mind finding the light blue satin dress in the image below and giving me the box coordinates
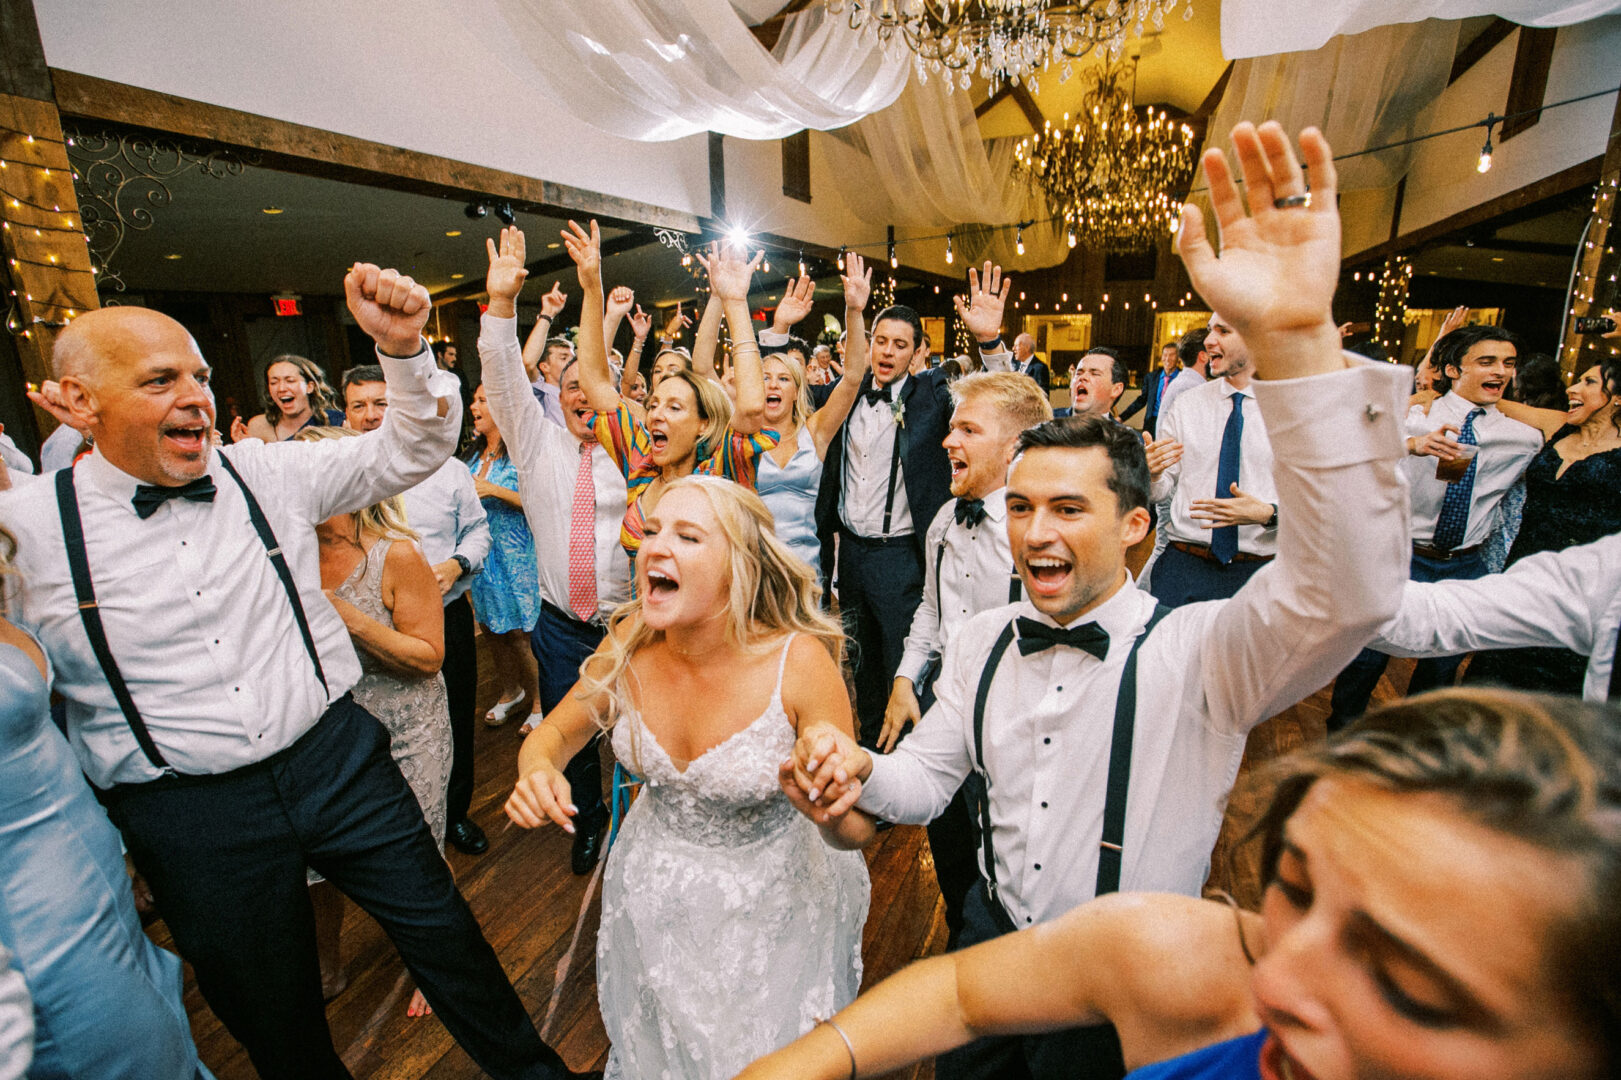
[0,636,211,1080]
[756,425,824,577]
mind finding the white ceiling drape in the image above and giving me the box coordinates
[464,0,909,141]
[1222,0,1621,59]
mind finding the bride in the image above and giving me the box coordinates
[505,471,872,1079]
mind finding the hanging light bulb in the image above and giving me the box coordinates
[888,240,898,269]
[836,246,846,271]
[945,233,954,265]
[798,249,806,277]
[1016,225,1025,256]
[1067,228,1076,249]
[1477,116,1497,174]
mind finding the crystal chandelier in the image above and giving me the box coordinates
[824,0,1193,93]
[1013,59,1197,251]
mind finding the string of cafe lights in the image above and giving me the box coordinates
[3,84,1618,341]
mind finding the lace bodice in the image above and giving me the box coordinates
[610,639,800,848]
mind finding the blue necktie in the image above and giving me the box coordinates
[1431,408,1485,551]
[1211,392,1245,564]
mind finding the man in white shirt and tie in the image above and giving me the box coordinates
[786,122,1411,1080]
[478,228,632,875]
[341,365,494,855]
[1157,325,1209,421]
[0,267,585,1080]
[1145,314,1280,606]
[882,371,1052,945]
[1327,324,1541,728]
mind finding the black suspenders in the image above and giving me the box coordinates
[54,458,330,775]
[965,604,1173,912]
[927,519,1023,682]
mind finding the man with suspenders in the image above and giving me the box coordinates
[2,266,586,1080]
[785,123,1412,1080]
[882,371,1052,946]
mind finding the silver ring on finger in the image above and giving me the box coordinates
[1273,193,1312,210]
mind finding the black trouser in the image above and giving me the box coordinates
[935,883,1126,1080]
[444,592,478,829]
[915,670,977,948]
[100,696,570,1080]
[837,531,924,747]
[1146,544,1267,608]
[530,600,606,824]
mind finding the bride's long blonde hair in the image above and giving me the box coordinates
[577,475,842,749]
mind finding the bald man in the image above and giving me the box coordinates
[3,279,586,1080]
[1009,332,1050,396]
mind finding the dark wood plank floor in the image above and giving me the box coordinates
[155,563,1419,1078]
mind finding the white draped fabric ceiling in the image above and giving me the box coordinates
[1222,0,1621,59]
[464,0,908,141]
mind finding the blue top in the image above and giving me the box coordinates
[1126,1030,1267,1080]
[757,425,824,576]
[0,636,211,1079]
[464,450,542,634]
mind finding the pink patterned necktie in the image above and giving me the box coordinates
[568,440,598,622]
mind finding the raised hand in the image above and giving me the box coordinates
[26,380,83,433]
[662,302,691,341]
[697,241,763,304]
[505,762,580,833]
[1175,122,1342,379]
[1190,483,1275,528]
[1438,304,1470,340]
[1142,433,1182,480]
[229,414,250,444]
[771,273,816,333]
[953,261,1010,343]
[484,226,529,317]
[629,303,653,340]
[561,219,602,286]
[606,285,635,322]
[538,282,567,320]
[344,262,431,358]
[841,252,873,312]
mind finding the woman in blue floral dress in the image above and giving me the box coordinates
[466,384,544,729]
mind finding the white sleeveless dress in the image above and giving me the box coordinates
[598,635,870,1080]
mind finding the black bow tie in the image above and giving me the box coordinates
[1015,616,1110,660]
[955,498,987,527]
[863,385,893,406]
[132,475,217,519]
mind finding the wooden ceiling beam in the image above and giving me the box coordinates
[750,0,820,51]
[431,231,656,303]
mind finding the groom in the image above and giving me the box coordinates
[784,122,1412,1080]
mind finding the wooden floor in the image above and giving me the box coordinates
[157,579,1420,1079]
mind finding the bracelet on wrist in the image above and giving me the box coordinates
[820,1018,857,1080]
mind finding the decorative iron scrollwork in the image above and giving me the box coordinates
[64,127,261,295]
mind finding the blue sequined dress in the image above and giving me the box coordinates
[464,450,542,634]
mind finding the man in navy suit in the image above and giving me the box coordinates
[1009,333,1051,397]
[1119,341,1179,434]
[817,262,1011,746]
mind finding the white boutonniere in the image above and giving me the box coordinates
[891,398,906,429]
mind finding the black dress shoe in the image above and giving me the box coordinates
[449,819,489,855]
[570,816,606,875]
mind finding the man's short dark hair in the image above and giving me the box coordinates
[341,364,386,397]
[1013,415,1150,513]
[1178,326,1207,368]
[544,337,574,359]
[872,304,924,349]
[431,341,454,360]
[1083,347,1127,387]
[1432,324,1523,394]
[784,335,812,363]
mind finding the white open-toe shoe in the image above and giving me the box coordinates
[484,691,528,726]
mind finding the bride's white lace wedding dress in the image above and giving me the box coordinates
[598,635,871,1080]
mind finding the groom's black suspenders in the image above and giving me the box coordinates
[54,459,329,775]
[964,605,1172,916]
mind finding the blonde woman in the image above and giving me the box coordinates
[755,254,872,577]
[298,427,451,1017]
[505,475,872,1080]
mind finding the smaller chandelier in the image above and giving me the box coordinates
[1014,60,1196,251]
[825,0,1192,93]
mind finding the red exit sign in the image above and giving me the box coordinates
[272,295,302,317]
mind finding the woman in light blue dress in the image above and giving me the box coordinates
[465,384,543,728]
[0,522,212,1080]
[755,257,871,578]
